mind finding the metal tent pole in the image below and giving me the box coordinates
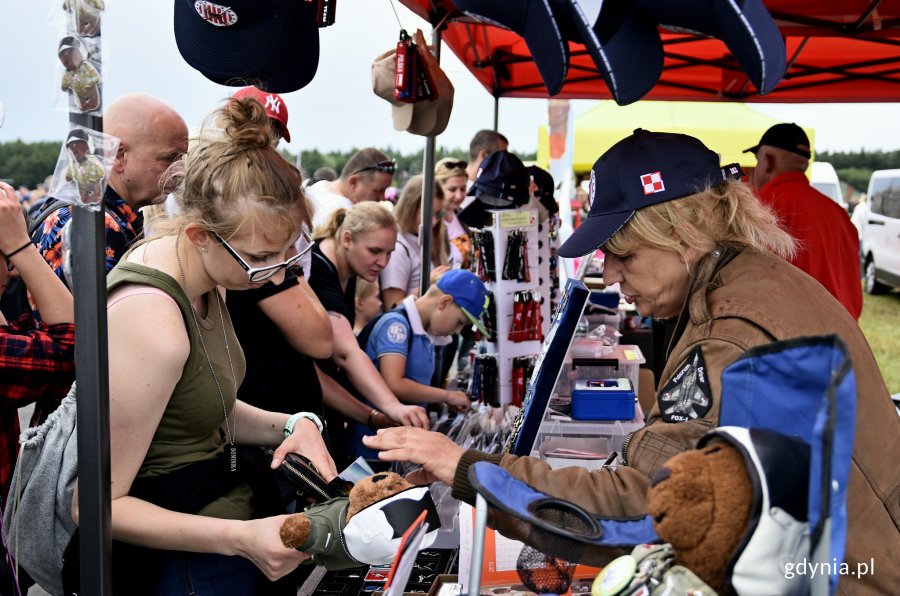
[493,96,499,131]
[68,111,112,596]
[419,27,443,296]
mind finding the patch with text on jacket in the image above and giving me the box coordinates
[658,348,712,423]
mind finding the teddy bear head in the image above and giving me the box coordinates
[648,427,812,594]
[347,471,414,519]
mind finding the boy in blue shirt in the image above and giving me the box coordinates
[351,269,489,458]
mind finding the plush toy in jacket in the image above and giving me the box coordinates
[646,427,811,595]
[647,439,753,593]
[280,471,441,569]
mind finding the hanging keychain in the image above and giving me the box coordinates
[485,290,497,342]
[394,30,417,102]
[502,230,519,280]
[532,290,543,341]
[520,231,531,283]
[512,357,527,407]
[521,290,535,341]
[509,291,523,342]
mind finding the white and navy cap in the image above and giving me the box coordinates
[635,0,786,94]
[561,0,664,106]
[66,128,90,147]
[454,0,569,96]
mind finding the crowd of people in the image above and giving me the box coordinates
[1,87,897,595]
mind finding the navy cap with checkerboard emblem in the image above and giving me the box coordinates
[559,129,729,258]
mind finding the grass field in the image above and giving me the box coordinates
[859,289,900,395]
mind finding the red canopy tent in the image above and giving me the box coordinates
[400,0,900,102]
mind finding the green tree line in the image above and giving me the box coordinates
[0,139,536,189]
[0,141,61,189]
[818,149,900,194]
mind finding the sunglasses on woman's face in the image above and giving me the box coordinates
[212,226,313,283]
[349,159,397,176]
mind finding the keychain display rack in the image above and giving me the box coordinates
[471,208,551,407]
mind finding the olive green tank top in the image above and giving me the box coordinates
[107,262,252,519]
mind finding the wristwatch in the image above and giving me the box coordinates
[284,411,324,437]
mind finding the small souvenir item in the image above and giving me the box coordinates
[58,36,101,113]
[64,128,105,204]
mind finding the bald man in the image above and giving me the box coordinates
[34,93,188,282]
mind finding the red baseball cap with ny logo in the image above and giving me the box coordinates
[233,86,291,142]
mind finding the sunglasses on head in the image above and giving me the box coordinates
[439,159,467,171]
[349,159,396,176]
[211,225,313,283]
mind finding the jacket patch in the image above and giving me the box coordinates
[658,348,712,422]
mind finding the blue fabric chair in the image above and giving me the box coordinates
[466,334,854,595]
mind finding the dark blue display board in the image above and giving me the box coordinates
[506,279,591,456]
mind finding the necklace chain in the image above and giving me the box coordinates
[176,241,237,448]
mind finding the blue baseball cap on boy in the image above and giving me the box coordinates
[436,269,490,335]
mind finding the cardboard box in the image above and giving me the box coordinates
[427,574,461,596]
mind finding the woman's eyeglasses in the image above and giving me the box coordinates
[212,226,314,283]
[349,159,397,176]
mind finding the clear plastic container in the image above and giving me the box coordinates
[556,344,645,397]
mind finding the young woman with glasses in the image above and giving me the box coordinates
[79,97,337,595]
[307,202,430,466]
[226,212,399,501]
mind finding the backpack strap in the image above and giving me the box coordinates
[28,196,117,239]
[357,306,413,354]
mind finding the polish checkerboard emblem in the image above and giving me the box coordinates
[640,171,665,195]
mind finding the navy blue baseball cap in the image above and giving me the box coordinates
[635,0,786,95]
[744,122,811,159]
[436,269,490,335]
[527,165,559,214]
[174,0,319,93]
[561,0,664,106]
[459,150,531,228]
[453,0,569,96]
[558,129,735,258]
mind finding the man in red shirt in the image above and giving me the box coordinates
[745,123,862,319]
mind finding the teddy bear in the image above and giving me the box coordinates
[645,426,812,595]
[279,471,440,570]
[646,439,753,594]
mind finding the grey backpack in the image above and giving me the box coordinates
[3,383,78,596]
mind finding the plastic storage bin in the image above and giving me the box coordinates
[571,378,636,421]
[556,344,645,397]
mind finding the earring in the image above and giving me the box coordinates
[712,249,721,258]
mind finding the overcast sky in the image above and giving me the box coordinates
[1,0,897,157]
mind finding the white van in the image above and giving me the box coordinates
[810,161,848,210]
[861,169,900,294]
